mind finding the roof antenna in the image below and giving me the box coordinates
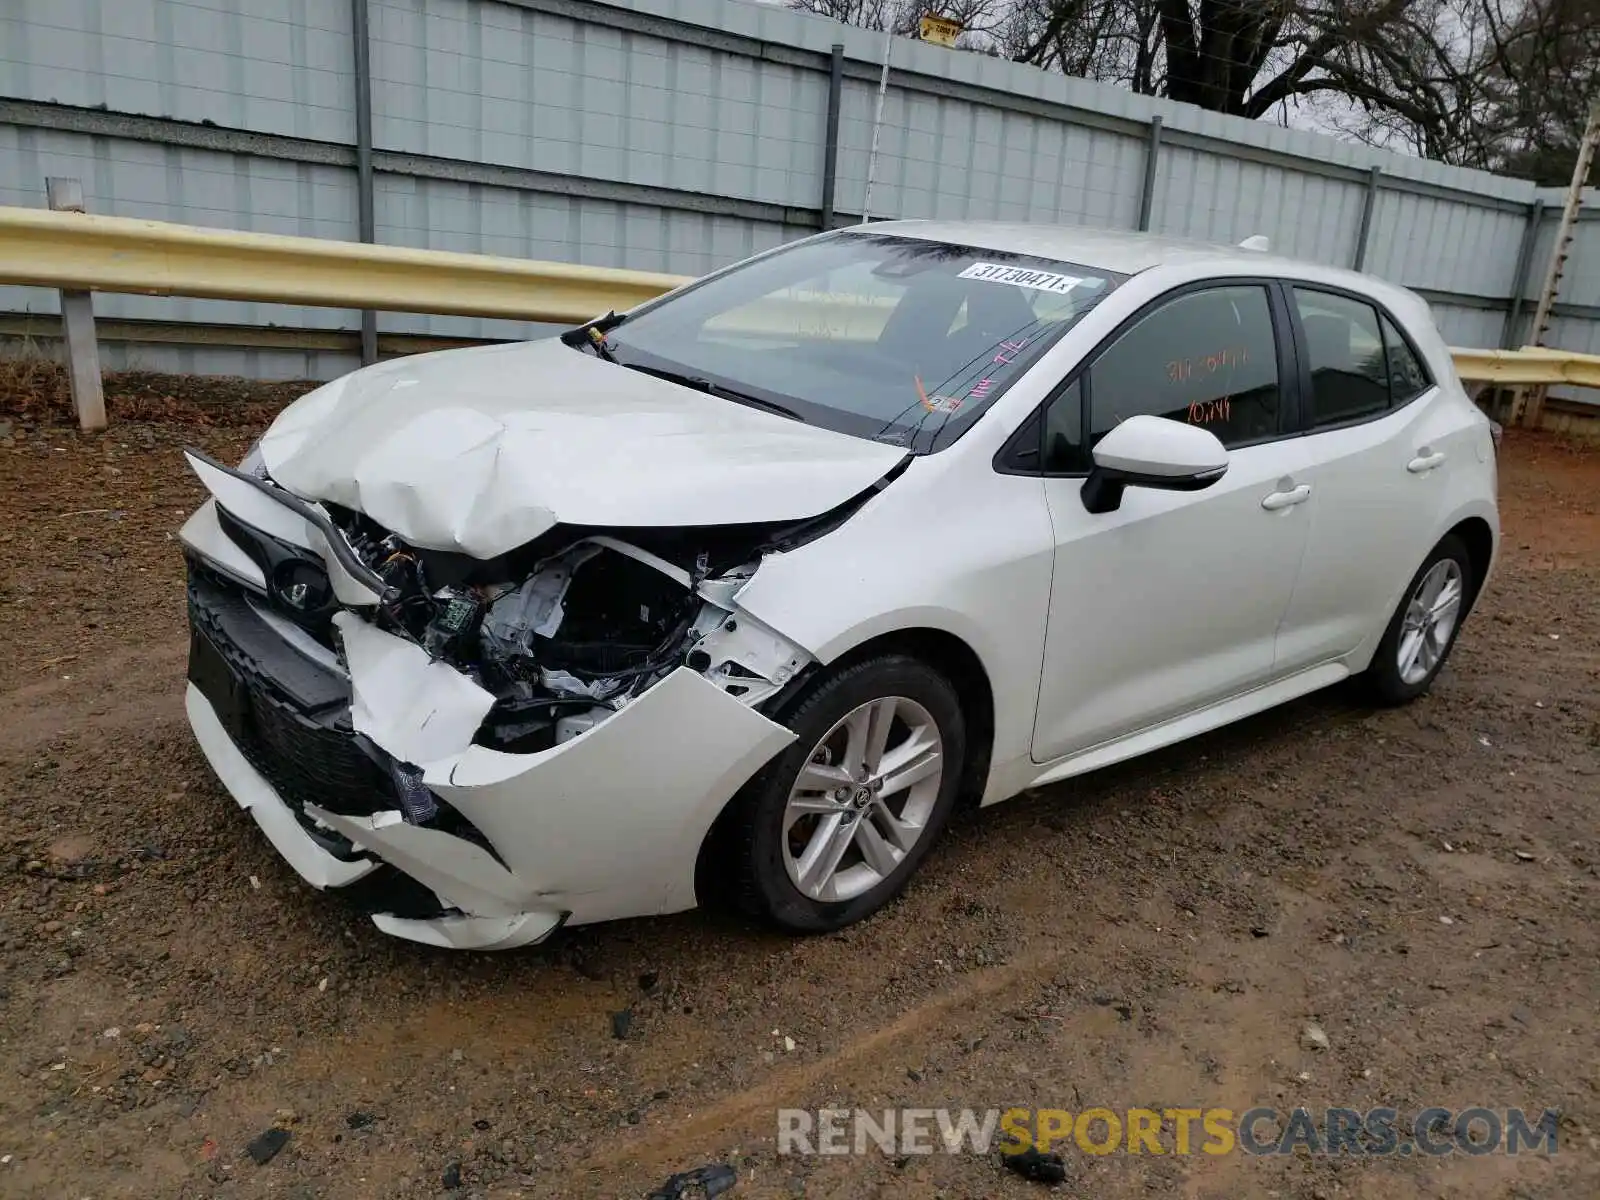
[1239,235,1270,252]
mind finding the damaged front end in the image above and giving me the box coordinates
[336,512,810,753]
[177,448,869,949]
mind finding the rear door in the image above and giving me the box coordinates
[1272,285,1464,671]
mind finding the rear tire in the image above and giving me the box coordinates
[1364,534,1473,706]
[722,655,966,933]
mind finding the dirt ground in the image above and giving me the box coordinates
[0,372,1596,1199]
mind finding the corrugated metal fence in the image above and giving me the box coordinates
[0,0,1595,396]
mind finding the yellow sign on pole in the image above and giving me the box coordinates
[918,14,963,47]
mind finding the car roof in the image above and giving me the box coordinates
[858,219,1412,304]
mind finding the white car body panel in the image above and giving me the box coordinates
[1028,661,1350,787]
[1275,389,1460,670]
[176,220,1500,949]
[334,611,496,767]
[1275,316,1501,674]
[369,911,562,952]
[178,498,265,590]
[257,337,907,559]
[433,668,796,922]
[1032,436,1315,762]
[730,451,1057,807]
[307,806,543,917]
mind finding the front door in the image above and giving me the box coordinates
[1031,283,1312,763]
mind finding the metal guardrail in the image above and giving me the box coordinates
[0,206,688,323]
[1,203,1595,431]
[1449,345,1600,387]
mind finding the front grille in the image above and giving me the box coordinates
[187,565,398,823]
[186,554,455,921]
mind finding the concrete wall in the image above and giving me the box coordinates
[1,0,1593,392]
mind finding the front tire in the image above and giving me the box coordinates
[724,655,966,933]
[1365,534,1473,705]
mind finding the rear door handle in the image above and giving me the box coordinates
[1261,484,1311,511]
[1407,450,1446,474]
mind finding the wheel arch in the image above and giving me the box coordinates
[813,627,996,809]
[1346,505,1498,680]
[693,624,997,908]
[1444,515,1495,612]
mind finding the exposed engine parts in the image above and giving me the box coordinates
[325,512,811,755]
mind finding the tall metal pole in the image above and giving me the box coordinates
[861,2,901,224]
[351,0,378,365]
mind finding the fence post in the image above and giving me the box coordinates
[1352,165,1381,271]
[44,177,106,432]
[351,0,378,365]
[1137,116,1162,232]
[1501,200,1545,350]
[820,43,843,230]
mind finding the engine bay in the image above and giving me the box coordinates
[323,506,810,755]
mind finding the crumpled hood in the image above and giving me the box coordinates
[259,338,907,559]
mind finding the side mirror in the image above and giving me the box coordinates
[1081,415,1228,514]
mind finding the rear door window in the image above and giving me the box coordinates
[1381,314,1433,405]
[1292,288,1393,426]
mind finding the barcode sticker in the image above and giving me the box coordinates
[958,262,1085,296]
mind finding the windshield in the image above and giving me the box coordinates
[595,232,1124,452]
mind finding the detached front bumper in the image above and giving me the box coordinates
[185,681,561,950]
[181,498,796,951]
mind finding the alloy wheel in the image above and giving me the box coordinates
[781,696,944,903]
[1397,558,1464,685]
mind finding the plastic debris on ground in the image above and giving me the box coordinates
[646,1162,737,1199]
[244,1128,290,1166]
[1002,1145,1067,1184]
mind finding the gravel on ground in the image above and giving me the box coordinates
[1,370,1596,1199]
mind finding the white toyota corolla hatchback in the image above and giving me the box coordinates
[179,222,1500,950]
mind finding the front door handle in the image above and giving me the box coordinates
[1261,483,1311,511]
[1408,450,1446,474]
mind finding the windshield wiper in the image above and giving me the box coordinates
[617,362,805,422]
[559,310,628,362]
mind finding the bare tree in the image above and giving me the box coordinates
[791,0,1599,179]
[1474,0,1600,183]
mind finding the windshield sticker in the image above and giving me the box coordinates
[914,376,964,415]
[958,263,1086,296]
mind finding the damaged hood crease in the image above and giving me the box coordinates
[259,338,908,559]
